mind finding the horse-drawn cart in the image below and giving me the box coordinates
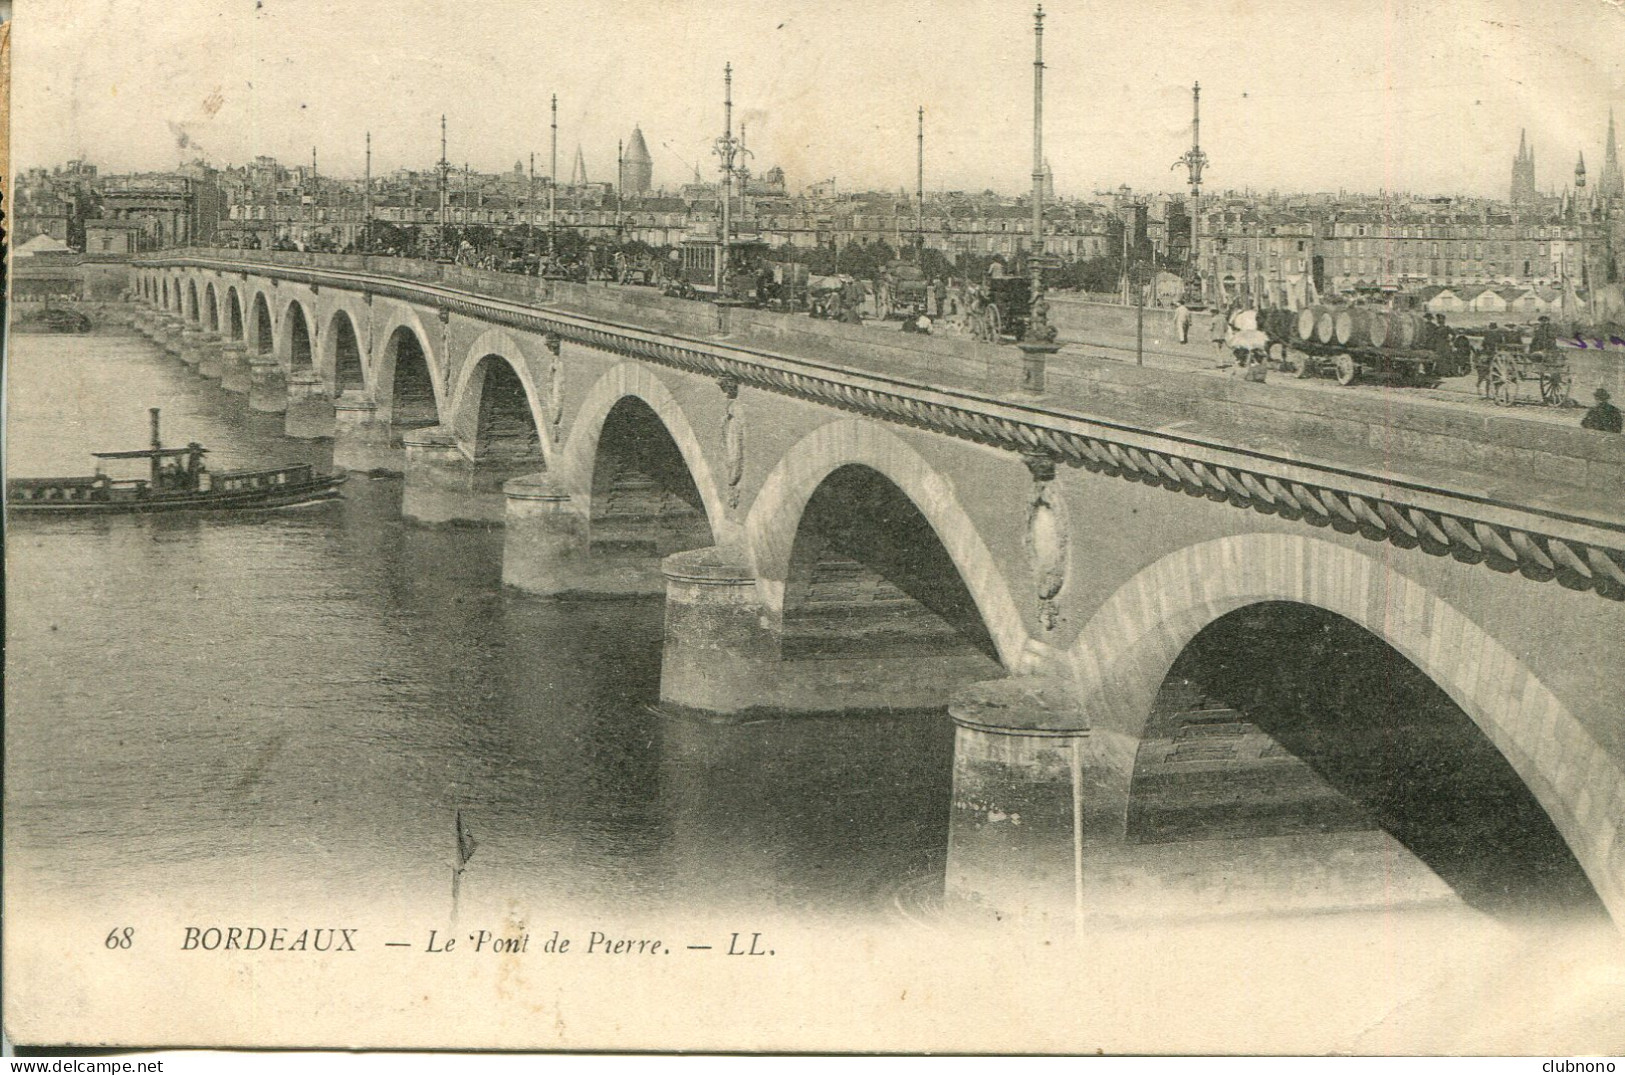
[1482,346,1572,408]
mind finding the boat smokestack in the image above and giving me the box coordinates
[150,408,162,452]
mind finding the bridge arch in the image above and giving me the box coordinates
[322,309,367,395]
[224,286,244,341]
[186,279,200,323]
[562,362,724,534]
[203,282,219,332]
[449,330,548,465]
[249,292,276,356]
[161,278,171,311]
[372,315,443,433]
[746,419,1028,672]
[1066,531,1625,926]
[279,299,315,373]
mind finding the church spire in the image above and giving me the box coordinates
[1601,108,1624,201]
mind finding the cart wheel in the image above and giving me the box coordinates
[1490,354,1519,407]
[1540,370,1572,407]
[1334,353,1357,386]
[1295,353,1314,379]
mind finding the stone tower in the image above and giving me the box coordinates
[1510,129,1538,206]
[620,126,654,196]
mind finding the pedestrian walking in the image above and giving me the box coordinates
[1174,301,1192,344]
[1210,308,1228,353]
[1581,388,1623,433]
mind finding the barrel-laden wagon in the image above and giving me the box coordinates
[1274,305,1473,387]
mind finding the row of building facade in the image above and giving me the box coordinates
[13,127,1625,304]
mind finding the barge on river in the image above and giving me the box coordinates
[7,408,346,514]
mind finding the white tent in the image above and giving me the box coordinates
[13,234,72,258]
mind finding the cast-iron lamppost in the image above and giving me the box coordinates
[712,63,749,301]
[1019,4,1060,390]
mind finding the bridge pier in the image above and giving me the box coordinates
[332,393,401,473]
[218,341,250,394]
[247,355,287,413]
[196,333,225,379]
[284,371,337,439]
[178,327,209,369]
[943,676,1103,926]
[401,427,528,526]
[158,316,185,356]
[658,546,997,718]
[502,475,589,593]
[502,477,708,598]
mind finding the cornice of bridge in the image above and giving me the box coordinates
[143,253,1625,602]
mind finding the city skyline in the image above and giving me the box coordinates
[12,0,1625,201]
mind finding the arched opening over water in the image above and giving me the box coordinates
[1126,601,1609,923]
[328,311,365,393]
[782,464,1000,673]
[384,327,439,435]
[203,284,219,332]
[226,288,244,341]
[251,294,275,356]
[466,355,543,464]
[161,279,171,310]
[284,302,314,372]
[186,280,200,323]
[588,396,714,558]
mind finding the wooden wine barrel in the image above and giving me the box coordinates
[1334,310,1357,346]
[1314,310,1337,344]
[1296,306,1321,342]
[1387,312,1424,350]
[1366,311,1390,349]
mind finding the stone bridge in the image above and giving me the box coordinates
[133,251,1625,928]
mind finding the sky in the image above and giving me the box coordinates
[11,0,1625,200]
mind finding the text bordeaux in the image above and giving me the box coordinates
[181,926,357,952]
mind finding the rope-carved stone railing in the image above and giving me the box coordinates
[142,256,1625,602]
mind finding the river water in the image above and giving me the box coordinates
[4,329,955,926]
[7,327,1625,1053]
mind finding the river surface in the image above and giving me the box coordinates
[7,327,1625,1053]
[4,330,955,926]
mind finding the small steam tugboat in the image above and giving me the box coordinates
[7,409,347,514]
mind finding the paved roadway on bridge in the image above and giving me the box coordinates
[1037,317,1597,430]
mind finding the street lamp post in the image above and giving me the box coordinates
[437,115,452,259]
[1173,82,1209,304]
[549,94,558,261]
[712,63,743,298]
[1018,4,1059,392]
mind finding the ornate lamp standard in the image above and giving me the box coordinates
[1172,82,1209,303]
[712,63,743,299]
[1019,5,1060,391]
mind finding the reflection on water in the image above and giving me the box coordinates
[4,331,1617,934]
[4,332,954,922]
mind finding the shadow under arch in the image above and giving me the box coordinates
[745,419,1028,672]
[454,352,547,466]
[186,279,199,322]
[281,299,315,372]
[560,363,727,537]
[780,463,1002,670]
[250,293,275,356]
[587,395,716,561]
[373,322,442,437]
[203,283,219,332]
[1067,531,1625,927]
[224,286,244,341]
[323,308,366,395]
